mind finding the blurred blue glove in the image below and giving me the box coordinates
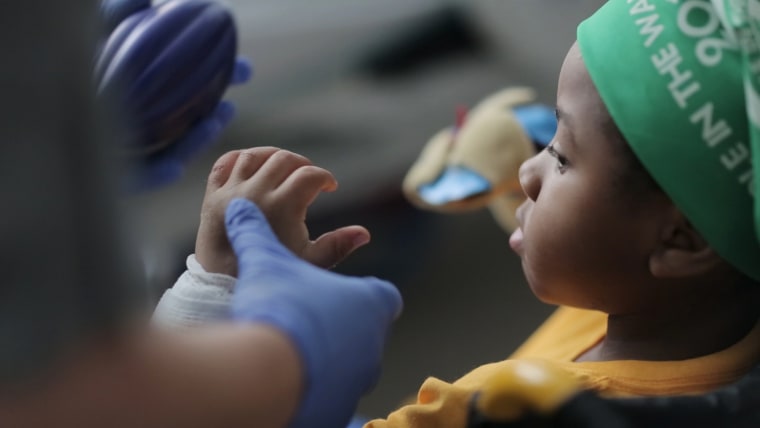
[99,0,254,193]
[347,415,372,428]
[225,199,403,428]
[124,57,253,193]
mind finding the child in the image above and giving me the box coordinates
[156,0,760,426]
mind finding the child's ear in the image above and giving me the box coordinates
[649,210,722,278]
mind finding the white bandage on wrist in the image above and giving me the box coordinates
[152,255,236,328]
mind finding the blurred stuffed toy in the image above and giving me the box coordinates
[402,87,556,232]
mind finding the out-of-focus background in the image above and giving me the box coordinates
[129,0,605,418]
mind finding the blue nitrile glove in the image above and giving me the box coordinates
[347,415,372,428]
[99,0,254,193]
[124,57,253,193]
[225,199,403,428]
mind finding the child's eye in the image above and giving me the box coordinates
[546,144,569,173]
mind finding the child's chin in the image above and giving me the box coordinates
[526,278,564,306]
[526,279,551,302]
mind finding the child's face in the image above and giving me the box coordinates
[510,42,669,313]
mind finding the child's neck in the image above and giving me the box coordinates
[576,280,760,362]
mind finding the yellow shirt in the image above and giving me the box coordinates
[365,306,760,428]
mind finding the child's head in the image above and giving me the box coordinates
[511,0,760,314]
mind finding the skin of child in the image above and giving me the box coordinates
[194,146,373,276]
[512,41,760,362]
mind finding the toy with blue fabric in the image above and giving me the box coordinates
[402,86,556,232]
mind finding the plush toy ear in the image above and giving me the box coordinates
[649,210,723,278]
[402,127,454,210]
[401,87,539,216]
[470,87,537,116]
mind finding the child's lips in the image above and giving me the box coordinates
[511,203,528,253]
[509,227,524,252]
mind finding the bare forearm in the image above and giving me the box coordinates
[0,324,303,428]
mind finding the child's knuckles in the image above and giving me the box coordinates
[244,146,280,154]
[268,149,312,167]
[207,150,242,187]
[287,165,336,189]
[294,164,330,179]
[231,150,270,180]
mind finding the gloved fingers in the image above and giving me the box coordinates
[211,100,237,128]
[229,146,280,183]
[347,416,372,428]
[225,198,301,274]
[125,101,239,193]
[363,365,383,395]
[181,101,236,159]
[171,117,223,161]
[126,158,184,193]
[304,225,371,269]
[230,56,253,85]
[361,276,404,321]
[157,100,236,165]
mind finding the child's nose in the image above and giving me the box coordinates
[518,154,543,202]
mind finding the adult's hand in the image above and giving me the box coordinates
[98,0,254,193]
[226,199,403,428]
[125,58,252,193]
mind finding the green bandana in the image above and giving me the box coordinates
[578,0,760,281]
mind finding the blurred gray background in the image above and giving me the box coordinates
[129,0,605,418]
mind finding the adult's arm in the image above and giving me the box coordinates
[0,325,303,428]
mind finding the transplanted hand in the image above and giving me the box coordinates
[194,147,371,276]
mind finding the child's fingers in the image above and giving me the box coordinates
[229,146,280,183]
[274,165,338,212]
[207,150,242,191]
[251,150,314,190]
[304,226,371,269]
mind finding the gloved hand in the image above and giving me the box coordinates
[225,198,403,428]
[99,0,254,193]
[124,57,253,193]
